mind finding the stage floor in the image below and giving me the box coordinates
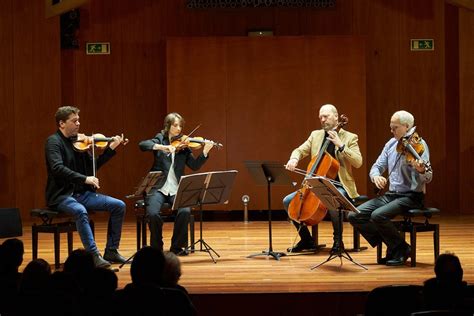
[18,214,474,294]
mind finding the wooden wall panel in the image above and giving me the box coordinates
[459,8,474,213]
[1,0,470,217]
[399,0,446,209]
[168,37,366,210]
[0,0,15,208]
[364,0,401,193]
[12,0,60,214]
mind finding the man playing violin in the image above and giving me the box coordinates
[139,112,214,256]
[348,110,433,266]
[45,106,128,268]
[284,104,363,253]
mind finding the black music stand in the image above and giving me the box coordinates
[119,171,163,268]
[306,176,367,270]
[174,170,238,263]
[244,161,292,261]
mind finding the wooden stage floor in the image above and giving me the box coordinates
[18,214,474,294]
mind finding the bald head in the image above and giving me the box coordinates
[319,104,339,131]
[320,104,338,116]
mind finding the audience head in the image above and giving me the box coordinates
[434,252,463,285]
[0,238,24,273]
[131,246,165,286]
[19,258,51,294]
[163,251,182,287]
[86,267,118,296]
[64,249,95,280]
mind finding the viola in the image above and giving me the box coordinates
[397,129,432,173]
[287,115,348,226]
[170,134,223,151]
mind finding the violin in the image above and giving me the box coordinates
[396,129,432,173]
[73,133,129,152]
[170,134,223,151]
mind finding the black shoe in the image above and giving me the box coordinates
[92,253,111,268]
[103,249,127,264]
[377,248,394,265]
[386,245,411,266]
[170,247,189,256]
[287,240,317,253]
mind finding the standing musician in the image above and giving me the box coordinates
[348,110,433,266]
[284,104,363,253]
[139,112,214,256]
[45,106,127,268]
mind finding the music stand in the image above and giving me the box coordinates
[119,171,163,268]
[173,170,238,263]
[305,176,367,270]
[244,161,292,261]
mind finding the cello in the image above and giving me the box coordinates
[287,115,348,226]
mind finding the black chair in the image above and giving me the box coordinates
[377,207,440,267]
[31,208,95,269]
[134,200,195,252]
[366,284,424,316]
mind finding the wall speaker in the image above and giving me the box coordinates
[0,208,22,238]
[61,9,80,49]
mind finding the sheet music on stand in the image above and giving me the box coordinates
[305,176,366,270]
[126,171,163,199]
[119,171,163,269]
[306,176,359,214]
[173,170,238,263]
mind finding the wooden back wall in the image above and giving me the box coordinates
[0,0,473,218]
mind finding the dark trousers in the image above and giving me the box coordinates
[146,190,190,251]
[348,191,424,252]
[284,186,349,244]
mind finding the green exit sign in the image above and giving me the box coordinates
[86,42,110,55]
[410,39,434,51]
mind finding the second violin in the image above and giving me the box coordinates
[170,134,223,152]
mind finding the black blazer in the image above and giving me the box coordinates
[138,133,208,190]
[45,130,116,207]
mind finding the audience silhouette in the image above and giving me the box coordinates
[112,246,196,315]
[423,252,473,312]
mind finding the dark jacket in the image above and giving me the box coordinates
[138,133,208,190]
[45,130,116,207]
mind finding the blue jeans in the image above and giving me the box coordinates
[57,191,126,254]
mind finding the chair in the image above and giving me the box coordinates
[134,200,195,252]
[31,208,95,269]
[377,207,440,267]
[366,284,424,316]
[310,195,369,251]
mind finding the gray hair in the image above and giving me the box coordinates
[320,104,338,116]
[393,110,414,129]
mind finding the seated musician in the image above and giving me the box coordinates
[348,110,433,266]
[284,104,363,253]
[45,106,127,268]
[138,112,214,256]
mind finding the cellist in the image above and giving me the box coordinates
[284,104,363,253]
